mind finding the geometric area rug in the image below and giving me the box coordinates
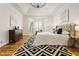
[13,36,74,56]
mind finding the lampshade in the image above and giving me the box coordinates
[75,26,79,31]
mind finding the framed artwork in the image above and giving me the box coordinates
[10,15,17,27]
[61,8,69,23]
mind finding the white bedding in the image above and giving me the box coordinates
[32,32,69,46]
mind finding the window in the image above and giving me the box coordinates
[28,18,48,33]
[34,21,43,31]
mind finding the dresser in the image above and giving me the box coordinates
[9,29,23,43]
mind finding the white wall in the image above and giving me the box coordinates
[53,4,70,26]
[0,4,23,47]
[53,3,79,26]
[69,4,79,24]
[23,15,29,35]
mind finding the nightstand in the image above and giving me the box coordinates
[68,35,79,49]
[74,36,79,49]
[74,25,79,48]
[68,36,75,47]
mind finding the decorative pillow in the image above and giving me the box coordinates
[57,28,62,34]
[52,29,57,34]
[52,28,58,34]
[62,31,69,35]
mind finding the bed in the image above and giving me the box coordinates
[32,23,75,46]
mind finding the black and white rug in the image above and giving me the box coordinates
[14,36,74,56]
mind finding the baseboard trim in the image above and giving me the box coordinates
[0,42,9,47]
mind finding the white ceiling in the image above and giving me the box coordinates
[11,3,65,16]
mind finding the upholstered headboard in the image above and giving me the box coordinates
[58,24,71,31]
[58,23,75,36]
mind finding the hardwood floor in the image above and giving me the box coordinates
[66,47,79,56]
[0,35,79,56]
[0,35,30,56]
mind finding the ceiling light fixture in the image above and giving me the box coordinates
[31,3,46,8]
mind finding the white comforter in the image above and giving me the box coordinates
[33,32,69,46]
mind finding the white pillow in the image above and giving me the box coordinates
[62,31,69,35]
